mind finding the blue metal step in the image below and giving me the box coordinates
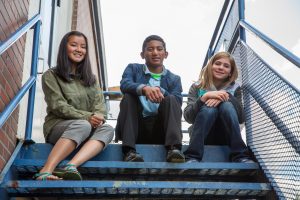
[14,143,261,180]
[0,143,272,199]
[3,180,271,199]
[17,143,232,162]
[15,159,259,180]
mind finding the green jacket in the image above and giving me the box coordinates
[42,69,107,139]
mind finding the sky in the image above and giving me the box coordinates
[244,0,300,89]
[100,0,300,92]
[100,0,224,92]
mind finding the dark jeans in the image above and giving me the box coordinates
[115,93,183,154]
[184,101,249,161]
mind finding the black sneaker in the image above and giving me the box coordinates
[166,149,185,163]
[123,150,144,162]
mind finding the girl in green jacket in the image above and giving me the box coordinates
[34,31,114,180]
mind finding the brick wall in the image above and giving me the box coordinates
[0,0,29,172]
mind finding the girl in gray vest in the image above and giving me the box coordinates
[183,52,253,163]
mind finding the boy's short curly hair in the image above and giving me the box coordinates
[142,35,166,52]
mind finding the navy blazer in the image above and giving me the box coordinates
[120,63,183,105]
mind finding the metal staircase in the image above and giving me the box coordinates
[1,0,300,199]
[3,143,272,199]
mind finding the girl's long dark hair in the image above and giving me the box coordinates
[55,31,96,86]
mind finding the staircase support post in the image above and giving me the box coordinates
[238,0,246,42]
[24,20,41,143]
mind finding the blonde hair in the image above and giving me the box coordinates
[197,51,238,89]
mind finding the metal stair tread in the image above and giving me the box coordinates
[18,143,233,162]
[4,180,272,197]
[14,158,259,169]
[14,158,259,178]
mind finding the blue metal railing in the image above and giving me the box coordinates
[206,0,300,199]
[202,0,233,67]
[0,14,41,142]
[240,41,300,150]
[239,20,300,69]
[236,41,300,200]
[238,0,246,42]
[204,0,300,69]
[203,0,239,65]
[24,19,41,142]
[103,91,188,97]
[0,15,40,54]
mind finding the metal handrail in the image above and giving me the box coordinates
[24,20,41,142]
[0,15,41,135]
[241,41,300,94]
[204,0,300,70]
[202,0,232,67]
[0,77,35,128]
[103,91,188,98]
[0,14,40,55]
[240,20,300,69]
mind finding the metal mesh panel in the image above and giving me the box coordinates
[233,41,300,200]
[214,0,239,53]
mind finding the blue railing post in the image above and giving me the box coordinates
[24,21,41,142]
[238,0,246,42]
[207,48,212,60]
